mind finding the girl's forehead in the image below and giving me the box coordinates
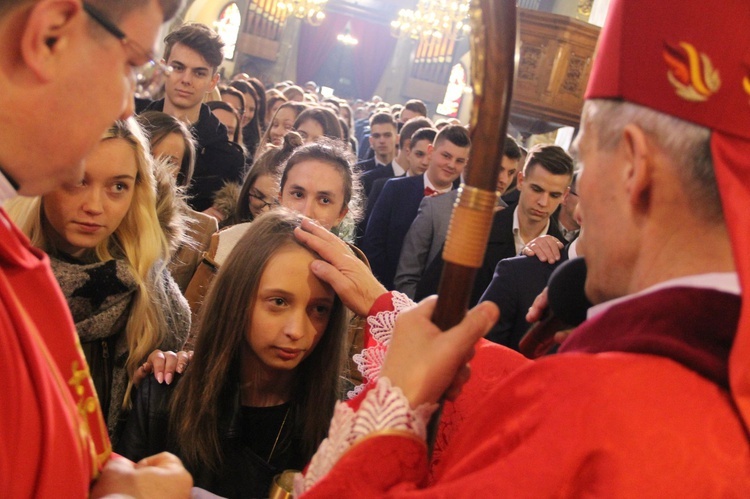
[86,138,139,177]
[286,160,345,187]
[259,244,332,290]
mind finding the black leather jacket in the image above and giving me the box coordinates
[116,377,305,499]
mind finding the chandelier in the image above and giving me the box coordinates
[278,0,328,27]
[337,32,359,46]
[390,0,471,40]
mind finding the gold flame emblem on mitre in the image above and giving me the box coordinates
[663,41,721,102]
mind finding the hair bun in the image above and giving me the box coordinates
[283,131,303,152]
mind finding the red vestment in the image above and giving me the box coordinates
[0,208,110,496]
[300,287,750,497]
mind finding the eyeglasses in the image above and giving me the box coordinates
[249,192,280,212]
[82,2,172,99]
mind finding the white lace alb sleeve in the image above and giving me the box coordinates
[294,376,438,496]
[348,291,414,398]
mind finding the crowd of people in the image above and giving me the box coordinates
[1,0,749,497]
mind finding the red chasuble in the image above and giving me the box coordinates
[302,287,750,497]
[0,208,110,496]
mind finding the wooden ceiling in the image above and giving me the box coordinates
[326,0,420,26]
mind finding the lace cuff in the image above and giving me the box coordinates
[294,377,437,496]
[348,291,415,398]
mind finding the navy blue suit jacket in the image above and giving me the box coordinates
[356,157,379,173]
[361,163,396,197]
[365,177,389,221]
[480,246,571,350]
[362,175,427,290]
[355,175,391,245]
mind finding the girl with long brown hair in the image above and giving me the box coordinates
[117,210,349,498]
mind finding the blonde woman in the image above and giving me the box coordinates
[6,119,190,441]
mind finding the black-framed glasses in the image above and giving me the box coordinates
[249,192,280,212]
[82,2,172,99]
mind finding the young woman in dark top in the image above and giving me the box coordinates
[230,79,262,159]
[292,107,344,144]
[117,210,349,498]
[244,77,268,134]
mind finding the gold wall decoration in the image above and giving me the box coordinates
[577,0,593,21]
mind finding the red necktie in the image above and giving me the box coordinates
[424,186,438,197]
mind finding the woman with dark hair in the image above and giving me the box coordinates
[339,102,354,132]
[207,100,244,147]
[202,131,303,229]
[117,210,349,498]
[246,77,268,132]
[183,133,303,337]
[339,117,357,154]
[230,80,262,159]
[293,107,344,144]
[338,102,358,152]
[136,111,219,293]
[202,103,303,229]
[219,85,245,117]
[229,80,258,128]
[136,111,196,188]
[265,89,288,130]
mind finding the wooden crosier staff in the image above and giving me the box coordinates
[432,0,517,331]
[426,0,517,450]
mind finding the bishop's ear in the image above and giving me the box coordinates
[20,0,82,81]
[620,123,653,214]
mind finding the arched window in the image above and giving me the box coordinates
[215,3,241,60]
[437,63,467,118]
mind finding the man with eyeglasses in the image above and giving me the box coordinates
[0,0,191,496]
[137,22,246,214]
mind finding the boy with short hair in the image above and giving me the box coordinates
[139,22,245,213]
